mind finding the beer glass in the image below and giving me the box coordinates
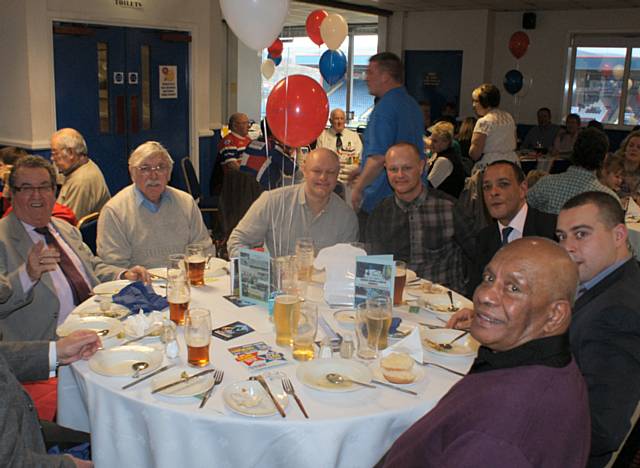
[167,278,190,325]
[272,256,299,295]
[295,238,314,282]
[291,302,317,361]
[355,302,377,360]
[366,296,392,352]
[186,244,208,286]
[185,308,211,367]
[167,254,188,283]
[393,260,407,306]
[273,294,300,347]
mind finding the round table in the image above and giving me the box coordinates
[58,276,473,468]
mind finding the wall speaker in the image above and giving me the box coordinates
[523,12,536,30]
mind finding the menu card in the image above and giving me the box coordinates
[238,249,271,306]
[354,255,395,306]
[227,341,288,370]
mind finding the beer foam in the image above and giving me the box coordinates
[187,336,210,347]
[188,255,206,263]
[276,295,299,305]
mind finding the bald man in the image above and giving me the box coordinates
[316,108,362,163]
[218,113,252,173]
[381,238,590,467]
[50,128,111,220]
[227,148,358,258]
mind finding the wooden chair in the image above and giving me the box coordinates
[77,211,99,255]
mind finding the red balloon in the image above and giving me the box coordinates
[509,31,530,59]
[266,75,329,147]
[267,38,283,58]
[306,9,328,46]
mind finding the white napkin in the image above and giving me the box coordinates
[627,197,640,217]
[380,326,423,363]
[124,309,164,337]
[314,243,366,306]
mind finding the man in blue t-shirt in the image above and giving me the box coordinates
[350,52,424,237]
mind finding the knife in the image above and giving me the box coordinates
[122,364,174,390]
[151,368,216,394]
[250,375,286,418]
[371,379,418,396]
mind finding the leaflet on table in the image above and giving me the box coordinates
[227,341,288,370]
[238,249,270,306]
[354,255,395,306]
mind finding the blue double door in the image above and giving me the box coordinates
[53,23,190,193]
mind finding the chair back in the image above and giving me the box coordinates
[181,157,202,200]
[605,400,640,468]
[77,212,99,255]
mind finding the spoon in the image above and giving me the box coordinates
[447,291,459,312]
[428,331,469,351]
[96,329,110,337]
[326,373,376,389]
[131,361,149,378]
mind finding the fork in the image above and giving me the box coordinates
[199,369,224,409]
[281,376,308,419]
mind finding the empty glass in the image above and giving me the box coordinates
[295,238,315,282]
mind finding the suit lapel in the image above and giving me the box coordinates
[574,259,634,313]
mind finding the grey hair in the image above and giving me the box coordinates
[128,141,174,169]
[52,128,88,156]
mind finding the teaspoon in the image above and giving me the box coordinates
[326,373,376,389]
[131,361,149,378]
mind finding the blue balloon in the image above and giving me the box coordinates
[503,69,524,95]
[319,50,347,86]
[268,53,282,66]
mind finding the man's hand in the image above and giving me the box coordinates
[446,307,475,330]
[57,330,102,365]
[351,186,363,209]
[26,241,60,282]
[123,265,150,284]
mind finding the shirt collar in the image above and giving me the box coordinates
[498,202,528,236]
[394,185,427,212]
[578,256,631,296]
[134,185,168,213]
[470,334,571,374]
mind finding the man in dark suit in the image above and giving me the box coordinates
[1,328,100,467]
[556,191,640,467]
[469,160,556,295]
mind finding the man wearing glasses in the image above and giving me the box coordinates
[0,156,148,341]
[97,141,212,269]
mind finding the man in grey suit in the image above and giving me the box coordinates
[0,156,148,341]
[1,327,100,467]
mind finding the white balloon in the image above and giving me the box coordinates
[219,0,290,51]
[261,59,276,79]
[320,13,348,51]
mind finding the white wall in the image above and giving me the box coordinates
[235,40,261,122]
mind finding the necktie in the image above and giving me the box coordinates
[34,227,91,305]
[335,133,343,152]
[501,226,514,246]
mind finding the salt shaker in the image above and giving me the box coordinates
[339,335,354,359]
[319,337,333,359]
[161,320,179,359]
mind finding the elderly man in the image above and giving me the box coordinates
[97,141,212,269]
[0,156,147,341]
[366,143,470,293]
[227,148,358,258]
[381,238,590,467]
[218,113,252,173]
[527,127,619,214]
[50,128,111,220]
[470,160,556,293]
[350,52,424,235]
[316,108,362,163]
[521,107,560,152]
[1,329,100,467]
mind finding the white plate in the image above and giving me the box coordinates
[333,309,356,329]
[72,303,130,320]
[88,345,163,377]
[296,358,373,392]
[405,281,446,298]
[152,368,215,397]
[419,291,473,318]
[57,316,123,339]
[92,280,132,296]
[421,328,477,358]
[148,267,168,280]
[223,380,289,417]
[371,361,426,385]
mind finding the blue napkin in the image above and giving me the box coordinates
[112,281,168,313]
[360,317,402,338]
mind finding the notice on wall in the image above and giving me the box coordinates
[159,65,177,99]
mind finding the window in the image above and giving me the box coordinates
[260,24,378,129]
[567,35,640,127]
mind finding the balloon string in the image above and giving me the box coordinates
[278,45,292,257]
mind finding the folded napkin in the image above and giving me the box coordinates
[627,197,640,217]
[314,243,367,306]
[380,326,424,363]
[112,281,168,313]
[124,310,165,337]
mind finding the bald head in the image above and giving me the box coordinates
[329,108,346,133]
[385,143,425,202]
[302,148,340,203]
[229,113,250,137]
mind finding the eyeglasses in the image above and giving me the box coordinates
[12,185,54,195]
[135,164,170,175]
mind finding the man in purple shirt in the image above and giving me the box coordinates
[381,238,590,467]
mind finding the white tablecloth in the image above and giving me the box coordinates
[58,278,472,468]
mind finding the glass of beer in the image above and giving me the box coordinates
[167,278,190,325]
[366,296,392,352]
[291,302,317,361]
[274,294,300,347]
[295,238,314,282]
[184,308,211,367]
[393,260,407,306]
[167,254,188,282]
[186,244,208,286]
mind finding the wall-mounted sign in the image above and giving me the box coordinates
[159,65,177,99]
[114,0,143,10]
[113,71,124,85]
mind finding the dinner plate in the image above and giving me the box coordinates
[405,281,446,298]
[151,368,215,397]
[57,316,123,339]
[222,380,289,417]
[370,361,426,386]
[92,280,131,296]
[421,328,477,358]
[88,345,163,377]
[419,291,473,318]
[71,302,130,320]
[296,358,373,392]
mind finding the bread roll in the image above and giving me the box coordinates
[380,352,414,372]
[382,369,416,384]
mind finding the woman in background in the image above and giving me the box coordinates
[426,121,466,198]
[552,113,581,158]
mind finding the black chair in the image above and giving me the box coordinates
[77,212,99,255]
[181,157,219,212]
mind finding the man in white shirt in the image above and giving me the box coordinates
[316,108,362,164]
